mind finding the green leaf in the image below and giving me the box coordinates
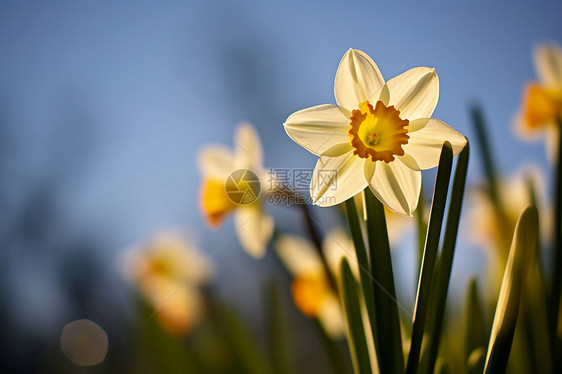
[265,281,296,374]
[406,142,453,374]
[464,279,488,374]
[339,258,372,374]
[313,318,353,374]
[470,104,503,217]
[415,192,428,278]
[214,303,273,374]
[344,198,380,365]
[483,206,539,374]
[364,188,404,374]
[549,117,562,372]
[422,144,469,374]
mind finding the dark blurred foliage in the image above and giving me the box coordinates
[0,93,130,373]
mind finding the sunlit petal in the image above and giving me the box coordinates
[386,67,439,120]
[404,118,467,169]
[275,235,323,276]
[235,122,264,170]
[311,151,367,207]
[534,43,562,89]
[198,145,234,179]
[335,49,385,110]
[284,104,351,156]
[234,206,274,258]
[369,158,421,216]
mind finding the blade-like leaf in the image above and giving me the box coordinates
[340,258,372,374]
[215,303,273,374]
[406,142,453,374]
[423,144,469,374]
[464,279,487,374]
[344,198,379,363]
[364,188,404,374]
[483,206,539,374]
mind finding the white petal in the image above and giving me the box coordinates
[334,49,385,110]
[387,67,439,120]
[235,123,264,170]
[534,43,562,89]
[545,124,560,163]
[369,159,421,216]
[311,151,368,207]
[404,118,467,170]
[321,142,353,157]
[198,145,235,179]
[364,159,376,182]
[275,235,323,276]
[318,295,346,339]
[284,104,351,156]
[234,206,274,258]
[322,228,359,279]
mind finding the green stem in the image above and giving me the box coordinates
[415,190,427,279]
[344,198,380,367]
[405,142,453,374]
[340,258,372,374]
[550,119,562,372]
[299,202,338,291]
[424,144,469,374]
[364,188,405,374]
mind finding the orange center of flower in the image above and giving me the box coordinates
[348,101,410,163]
[291,273,332,318]
[200,178,236,227]
[522,82,562,130]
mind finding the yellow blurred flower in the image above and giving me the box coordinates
[516,43,562,156]
[123,232,212,337]
[275,234,346,339]
[284,48,466,215]
[198,123,274,258]
[468,165,551,254]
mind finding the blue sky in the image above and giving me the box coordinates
[1,0,561,335]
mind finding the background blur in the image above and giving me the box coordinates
[0,0,561,372]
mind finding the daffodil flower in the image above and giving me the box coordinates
[517,43,562,157]
[123,232,212,337]
[275,234,346,339]
[468,165,551,253]
[198,123,274,258]
[284,49,467,215]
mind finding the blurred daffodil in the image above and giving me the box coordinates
[516,43,562,156]
[123,232,212,337]
[275,234,346,339]
[468,165,551,253]
[198,123,274,258]
[284,49,466,215]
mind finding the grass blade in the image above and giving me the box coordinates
[364,188,404,374]
[423,144,469,374]
[340,258,372,374]
[464,279,488,374]
[406,142,454,374]
[344,198,380,366]
[483,206,539,374]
